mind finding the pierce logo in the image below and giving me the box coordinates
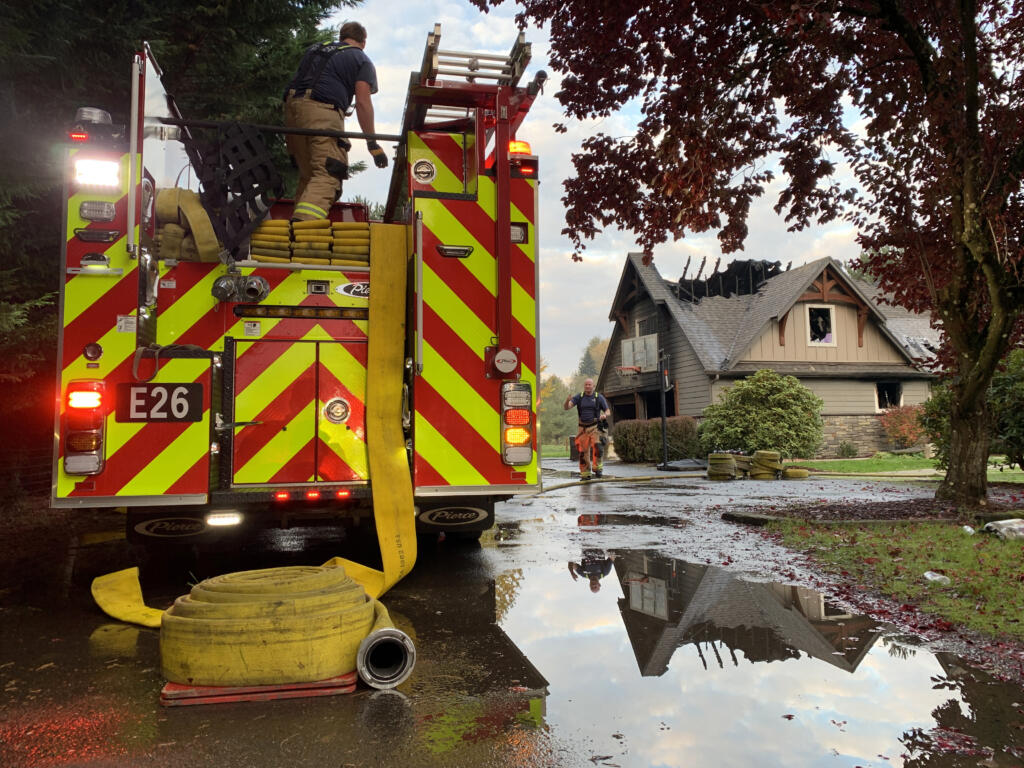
[134,517,206,537]
[337,282,370,299]
[419,507,488,526]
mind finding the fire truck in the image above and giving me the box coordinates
[52,25,544,572]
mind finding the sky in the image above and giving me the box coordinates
[333,0,862,381]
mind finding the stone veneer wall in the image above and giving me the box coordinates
[817,414,888,458]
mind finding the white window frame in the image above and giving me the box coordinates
[806,304,837,347]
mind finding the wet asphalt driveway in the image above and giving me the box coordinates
[2,461,1022,767]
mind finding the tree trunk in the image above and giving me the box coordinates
[936,394,990,506]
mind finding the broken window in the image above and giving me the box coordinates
[876,382,902,409]
[807,305,834,345]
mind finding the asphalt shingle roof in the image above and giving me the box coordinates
[622,253,937,373]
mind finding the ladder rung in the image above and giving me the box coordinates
[437,57,510,73]
[435,67,512,80]
[437,48,510,63]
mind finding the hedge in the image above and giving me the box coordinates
[610,416,700,462]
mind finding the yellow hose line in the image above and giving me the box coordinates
[528,472,705,496]
[324,223,416,598]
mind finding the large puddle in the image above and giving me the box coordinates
[496,546,1024,767]
[3,475,1024,767]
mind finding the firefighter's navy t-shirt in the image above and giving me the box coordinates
[570,393,608,423]
[311,46,378,111]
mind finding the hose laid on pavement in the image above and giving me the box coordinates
[161,564,415,689]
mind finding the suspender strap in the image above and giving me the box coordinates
[289,43,353,99]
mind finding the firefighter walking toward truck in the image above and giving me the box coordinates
[283,21,389,222]
[564,379,610,480]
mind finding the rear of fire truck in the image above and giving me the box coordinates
[52,26,545,559]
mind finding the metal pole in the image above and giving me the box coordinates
[156,117,401,143]
[657,349,670,470]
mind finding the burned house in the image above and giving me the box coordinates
[595,254,939,457]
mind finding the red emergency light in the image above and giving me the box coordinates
[335,489,352,500]
[305,489,321,501]
[69,131,89,142]
[273,491,291,502]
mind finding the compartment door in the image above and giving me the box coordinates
[316,341,369,482]
[232,340,317,485]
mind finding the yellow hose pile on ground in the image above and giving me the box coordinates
[750,450,783,479]
[248,219,372,266]
[161,564,411,688]
[706,453,737,481]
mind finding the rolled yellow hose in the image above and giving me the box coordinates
[161,564,395,687]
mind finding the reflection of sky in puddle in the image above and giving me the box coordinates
[498,551,992,768]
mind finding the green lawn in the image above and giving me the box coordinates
[770,518,1024,640]
[790,453,1024,482]
[792,454,936,473]
[541,443,570,459]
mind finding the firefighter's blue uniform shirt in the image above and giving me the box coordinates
[570,393,608,424]
[313,46,377,110]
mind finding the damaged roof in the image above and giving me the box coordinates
[613,253,939,374]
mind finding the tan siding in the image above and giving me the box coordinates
[742,303,905,364]
[670,326,711,416]
[801,379,879,415]
[902,379,931,405]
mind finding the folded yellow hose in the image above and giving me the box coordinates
[334,245,370,256]
[161,564,394,686]
[293,219,332,230]
[706,453,736,480]
[751,449,783,479]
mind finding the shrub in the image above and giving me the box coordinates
[877,404,926,449]
[920,350,1024,471]
[697,369,824,459]
[611,416,699,462]
[837,441,858,458]
[919,382,953,469]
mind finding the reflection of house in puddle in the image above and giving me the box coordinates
[613,550,882,676]
[393,553,549,754]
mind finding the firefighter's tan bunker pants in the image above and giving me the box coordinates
[284,92,349,221]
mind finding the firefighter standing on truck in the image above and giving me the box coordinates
[283,21,389,222]
[564,378,610,480]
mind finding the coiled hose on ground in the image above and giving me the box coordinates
[159,564,415,690]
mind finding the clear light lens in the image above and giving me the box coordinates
[68,390,102,409]
[502,384,531,407]
[79,201,116,221]
[503,445,532,464]
[503,426,531,446]
[206,512,242,527]
[74,158,120,187]
[510,222,528,244]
